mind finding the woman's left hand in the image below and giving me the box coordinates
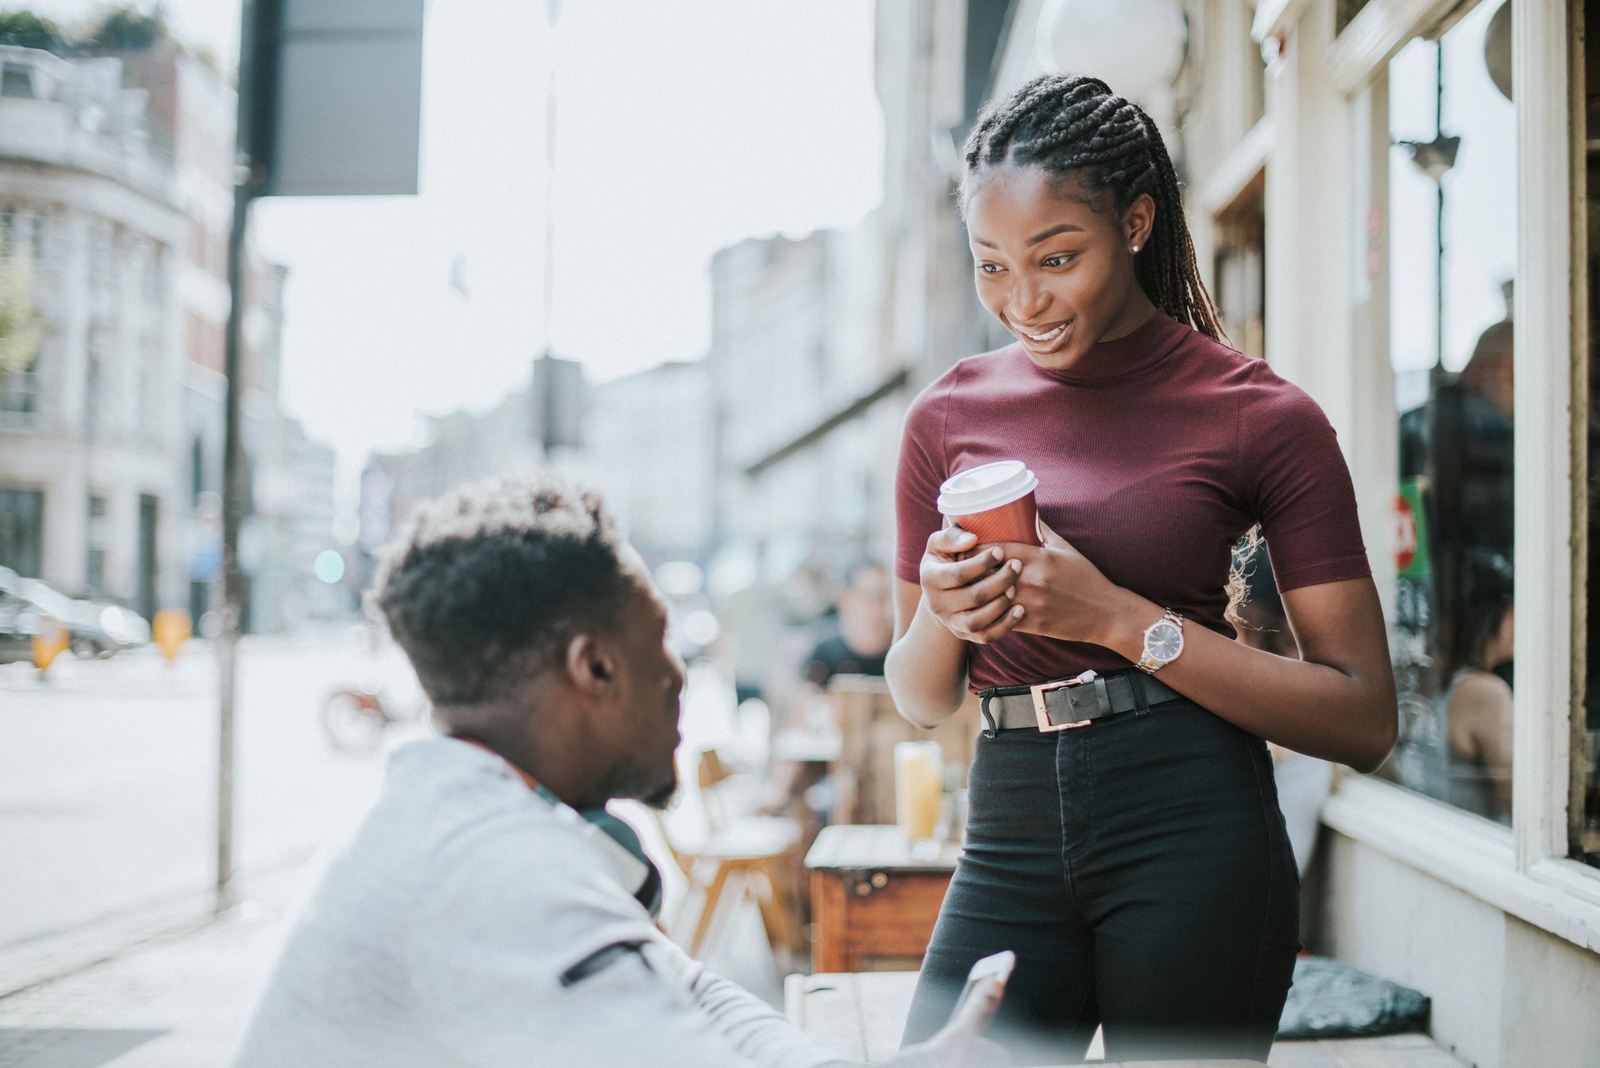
[1004,518,1136,646]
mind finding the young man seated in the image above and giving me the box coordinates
[233,475,1003,1068]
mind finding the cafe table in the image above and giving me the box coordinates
[804,824,959,973]
[784,970,1464,1067]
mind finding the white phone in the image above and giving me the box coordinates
[950,949,1016,1020]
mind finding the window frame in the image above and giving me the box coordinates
[1256,0,1600,951]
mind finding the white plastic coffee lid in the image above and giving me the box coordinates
[936,460,1038,517]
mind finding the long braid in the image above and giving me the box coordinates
[961,74,1225,343]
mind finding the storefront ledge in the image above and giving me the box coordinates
[1321,775,1600,955]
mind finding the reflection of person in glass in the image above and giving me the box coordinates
[1443,584,1514,824]
[1396,279,1515,820]
[888,75,1396,1064]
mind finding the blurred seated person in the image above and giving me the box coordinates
[1444,594,1515,825]
[763,564,894,820]
[805,563,894,685]
[1233,543,1332,877]
[234,476,1003,1068]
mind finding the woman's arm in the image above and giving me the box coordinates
[885,528,1024,728]
[1000,523,1397,771]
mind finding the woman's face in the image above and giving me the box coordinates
[965,164,1155,371]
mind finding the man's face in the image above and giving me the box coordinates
[599,581,686,809]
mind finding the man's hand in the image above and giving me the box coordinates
[918,528,1026,645]
[886,975,1009,1067]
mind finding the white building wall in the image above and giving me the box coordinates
[0,48,186,615]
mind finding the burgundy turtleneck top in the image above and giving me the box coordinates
[894,310,1370,691]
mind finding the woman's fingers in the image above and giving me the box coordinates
[927,526,978,558]
[949,558,1019,607]
[952,598,1026,644]
[923,546,1007,590]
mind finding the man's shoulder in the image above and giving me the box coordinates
[375,738,624,878]
[279,736,655,974]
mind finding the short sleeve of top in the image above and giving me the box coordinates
[1236,360,1372,591]
[893,311,1370,690]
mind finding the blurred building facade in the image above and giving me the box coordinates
[579,359,714,563]
[0,43,185,621]
[0,35,339,632]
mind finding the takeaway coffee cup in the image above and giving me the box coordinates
[936,460,1041,546]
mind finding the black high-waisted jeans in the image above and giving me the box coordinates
[900,694,1299,1064]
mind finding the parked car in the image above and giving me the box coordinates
[0,567,150,659]
[0,585,41,664]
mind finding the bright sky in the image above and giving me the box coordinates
[33,1,885,505]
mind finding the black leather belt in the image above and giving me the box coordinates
[978,668,1182,735]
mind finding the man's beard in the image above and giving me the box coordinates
[600,755,679,811]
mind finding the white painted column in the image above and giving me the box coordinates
[1511,0,1578,868]
[1263,1,1355,444]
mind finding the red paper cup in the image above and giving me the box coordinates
[937,461,1042,546]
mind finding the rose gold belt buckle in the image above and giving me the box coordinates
[1031,670,1097,732]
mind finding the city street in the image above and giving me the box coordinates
[0,630,784,1066]
[0,628,428,991]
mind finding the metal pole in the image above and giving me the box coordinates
[218,0,266,913]
[218,183,251,912]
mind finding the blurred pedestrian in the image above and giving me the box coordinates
[233,475,1006,1068]
[762,562,894,820]
[888,75,1396,1064]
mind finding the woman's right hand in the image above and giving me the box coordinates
[919,527,1026,645]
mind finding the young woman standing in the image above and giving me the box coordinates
[888,75,1397,1064]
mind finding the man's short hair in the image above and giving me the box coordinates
[371,474,639,713]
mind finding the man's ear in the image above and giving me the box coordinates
[563,631,621,697]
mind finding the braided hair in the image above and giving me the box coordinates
[962,74,1225,342]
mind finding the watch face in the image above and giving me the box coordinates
[1147,622,1183,661]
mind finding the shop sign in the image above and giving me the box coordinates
[1393,480,1429,579]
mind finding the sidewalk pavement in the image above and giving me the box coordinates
[0,828,785,1068]
[0,858,313,1068]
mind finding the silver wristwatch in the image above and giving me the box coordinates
[1136,609,1184,674]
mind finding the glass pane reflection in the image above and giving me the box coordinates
[1382,6,1516,827]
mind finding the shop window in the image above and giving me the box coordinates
[137,495,157,623]
[1382,3,1516,827]
[1215,169,1264,360]
[86,496,107,597]
[0,488,44,579]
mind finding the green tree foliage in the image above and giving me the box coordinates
[0,11,65,52]
[0,260,45,391]
[91,7,167,51]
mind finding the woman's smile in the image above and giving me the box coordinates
[1007,317,1074,354]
